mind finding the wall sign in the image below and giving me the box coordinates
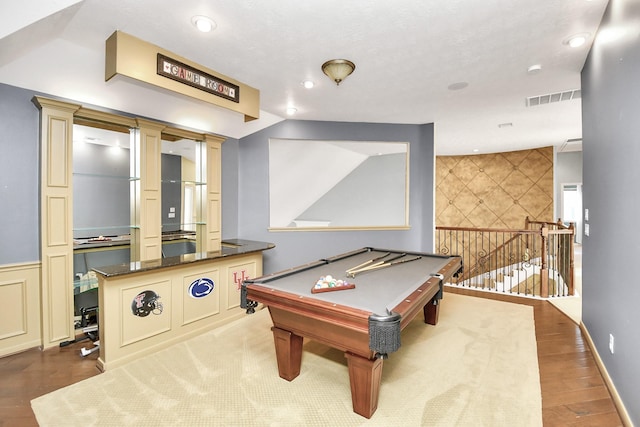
[188,277,215,298]
[157,54,240,103]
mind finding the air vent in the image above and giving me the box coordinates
[526,89,581,107]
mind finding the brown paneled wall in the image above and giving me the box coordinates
[436,147,553,228]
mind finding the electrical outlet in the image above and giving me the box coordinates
[609,334,615,354]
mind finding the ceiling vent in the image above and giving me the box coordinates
[526,89,581,107]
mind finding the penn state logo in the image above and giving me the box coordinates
[188,277,215,298]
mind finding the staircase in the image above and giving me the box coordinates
[436,218,575,298]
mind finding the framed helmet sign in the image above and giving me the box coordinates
[131,290,163,317]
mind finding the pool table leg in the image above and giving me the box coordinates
[424,298,440,325]
[344,352,384,419]
[271,327,303,381]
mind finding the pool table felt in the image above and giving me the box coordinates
[248,249,457,316]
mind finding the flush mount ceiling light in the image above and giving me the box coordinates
[564,33,590,48]
[191,15,216,33]
[321,59,355,85]
[527,64,542,74]
[286,107,297,115]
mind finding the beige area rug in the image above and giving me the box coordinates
[31,294,541,426]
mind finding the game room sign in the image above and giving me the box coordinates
[157,53,240,103]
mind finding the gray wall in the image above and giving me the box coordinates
[581,0,640,423]
[237,120,435,273]
[0,84,40,264]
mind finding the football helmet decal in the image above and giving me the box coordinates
[131,290,163,317]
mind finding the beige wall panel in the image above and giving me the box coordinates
[46,254,71,342]
[207,199,221,251]
[47,196,69,246]
[208,199,220,233]
[207,144,221,194]
[97,253,264,370]
[226,260,259,310]
[47,116,70,187]
[143,133,161,191]
[144,197,160,238]
[121,281,172,346]
[144,244,161,260]
[0,280,27,339]
[182,270,221,325]
[0,263,41,357]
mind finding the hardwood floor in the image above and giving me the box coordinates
[448,287,624,426]
[0,292,624,426]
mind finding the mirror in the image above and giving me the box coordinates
[73,124,131,240]
[72,124,202,256]
[269,138,410,230]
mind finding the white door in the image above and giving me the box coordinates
[561,183,583,244]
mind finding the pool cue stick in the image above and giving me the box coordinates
[347,253,411,277]
[348,256,421,277]
[350,252,406,274]
[345,252,391,274]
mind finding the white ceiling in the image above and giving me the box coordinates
[0,0,609,155]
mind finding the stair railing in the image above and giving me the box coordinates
[436,217,575,298]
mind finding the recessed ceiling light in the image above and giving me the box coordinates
[191,15,216,33]
[564,33,590,48]
[472,149,480,153]
[498,122,513,128]
[286,107,297,115]
[527,64,542,74]
[448,82,469,91]
[302,80,315,89]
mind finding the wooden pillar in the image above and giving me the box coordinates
[197,135,225,253]
[540,225,549,298]
[131,119,165,261]
[32,97,81,349]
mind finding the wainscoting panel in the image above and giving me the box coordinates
[0,262,41,357]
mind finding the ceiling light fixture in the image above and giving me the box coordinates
[527,64,542,74]
[321,59,355,85]
[564,33,590,48]
[286,107,297,115]
[191,15,216,33]
[302,80,315,89]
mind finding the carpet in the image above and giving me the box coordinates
[31,293,542,426]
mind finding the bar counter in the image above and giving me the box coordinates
[94,239,274,371]
[93,239,274,277]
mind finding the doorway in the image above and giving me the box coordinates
[561,183,583,244]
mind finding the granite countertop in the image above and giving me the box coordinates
[92,239,275,278]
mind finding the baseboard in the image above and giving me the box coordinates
[579,321,634,427]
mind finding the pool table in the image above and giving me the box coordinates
[240,247,462,418]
